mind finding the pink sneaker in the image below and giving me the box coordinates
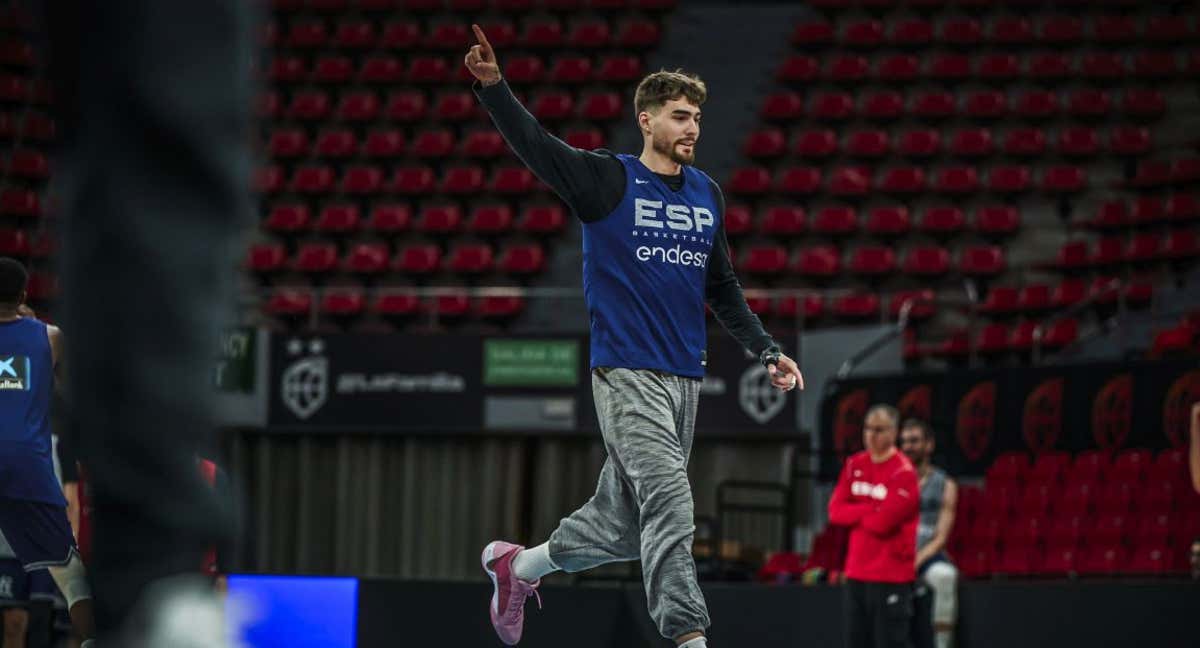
[481,541,542,645]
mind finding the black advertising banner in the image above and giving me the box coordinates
[819,360,1200,481]
[576,333,800,437]
[268,334,484,431]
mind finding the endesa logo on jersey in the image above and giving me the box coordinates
[632,198,714,267]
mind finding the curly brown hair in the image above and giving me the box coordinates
[633,69,707,116]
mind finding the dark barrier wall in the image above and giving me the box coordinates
[819,359,1200,480]
[267,333,803,437]
[357,580,1200,648]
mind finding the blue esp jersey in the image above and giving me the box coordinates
[0,318,65,506]
[582,154,722,378]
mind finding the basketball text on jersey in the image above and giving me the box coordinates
[0,355,29,391]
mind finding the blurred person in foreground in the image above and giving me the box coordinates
[465,24,803,648]
[38,0,255,644]
[0,258,95,647]
[829,405,919,648]
[899,419,958,648]
[1190,403,1199,494]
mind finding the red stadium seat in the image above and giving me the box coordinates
[975,323,1010,354]
[1112,449,1151,483]
[917,206,965,235]
[760,206,806,235]
[729,167,771,195]
[879,167,925,194]
[320,289,365,318]
[811,206,857,236]
[911,91,956,120]
[1066,88,1110,119]
[794,129,838,157]
[977,54,1019,81]
[614,18,660,48]
[267,128,308,158]
[1041,166,1087,193]
[829,166,871,197]
[0,228,28,256]
[266,289,313,319]
[579,92,621,120]
[723,205,752,236]
[340,165,384,194]
[379,21,420,49]
[864,206,910,237]
[988,165,1031,194]
[549,56,592,84]
[741,246,788,275]
[0,189,39,217]
[1027,52,1072,80]
[530,91,575,121]
[889,289,935,320]
[343,243,389,274]
[989,16,1031,44]
[939,17,981,46]
[1039,546,1078,576]
[439,165,484,195]
[875,55,919,83]
[777,55,819,84]
[848,246,896,276]
[498,244,547,274]
[1152,449,1187,486]
[794,246,841,278]
[406,56,450,84]
[312,129,355,158]
[965,90,1007,120]
[489,166,536,194]
[927,53,972,81]
[564,128,603,151]
[293,242,338,274]
[1145,15,1192,43]
[896,129,940,158]
[845,130,889,158]
[957,547,993,580]
[811,92,854,121]
[825,55,869,83]
[503,56,545,84]
[1094,15,1136,43]
[431,293,471,319]
[415,204,463,233]
[890,18,933,47]
[1126,233,1163,263]
[395,244,441,274]
[934,166,979,194]
[246,243,287,274]
[978,286,1019,316]
[519,18,564,48]
[286,21,327,48]
[312,55,353,83]
[901,246,950,276]
[289,166,334,194]
[777,166,822,195]
[949,128,992,157]
[959,245,1005,276]
[446,243,495,274]
[1134,51,1180,78]
[987,451,1029,485]
[372,291,421,318]
[568,19,610,48]
[743,129,787,158]
[1057,127,1099,157]
[596,55,641,82]
[315,204,360,234]
[265,204,311,234]
[268,56,306,83]
[975,205,1019,237]
[385,91,428,122]
[1029,452,1071,483]
[476,295,526,319]
[842,19,884,47]
[1126,544,1170,576]
[862,91,904,121]
[1015,90,1058,119]
[333,20,375,48]
[467,204,514,234]
[761,92,804,120]
[1037,15,1082,44]
[1122,89,1165,119]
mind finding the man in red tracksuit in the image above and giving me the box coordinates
[828,404,920,648]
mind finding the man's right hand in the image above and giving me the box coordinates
[465,24,501,86]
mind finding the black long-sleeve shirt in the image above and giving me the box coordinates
[474,80,778,358]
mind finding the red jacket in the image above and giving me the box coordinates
[827,449,919,583]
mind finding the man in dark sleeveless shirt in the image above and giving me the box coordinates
[464,24,804,648]
[900,419,958,648]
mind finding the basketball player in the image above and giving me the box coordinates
[465,25,803,648]
[899,419,957,648]
[829,405,919,648]
[0,258,95,646]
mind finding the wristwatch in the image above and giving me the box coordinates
[759,346,782,368]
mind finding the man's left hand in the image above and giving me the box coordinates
[766,354,804,392]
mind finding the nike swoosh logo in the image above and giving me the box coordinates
[635,179,649,184]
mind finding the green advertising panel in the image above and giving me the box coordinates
[484,339,579,387]
[216,328,256,393]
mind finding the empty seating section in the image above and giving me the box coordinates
[947,447,1199,578]
[734,3,1198,359]
[249,2,676,328]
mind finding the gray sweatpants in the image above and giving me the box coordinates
[548,367,710,640]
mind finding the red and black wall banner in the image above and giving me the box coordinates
[819,359,1200,481]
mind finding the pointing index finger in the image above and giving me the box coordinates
[472,24,493,58]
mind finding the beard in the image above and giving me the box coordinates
[652,131,695,165]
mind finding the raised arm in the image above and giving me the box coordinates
[915,478,957,566]
[860,468,920,537]
[466,24,624,222]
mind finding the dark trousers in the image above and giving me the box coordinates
[844,578,915,648]
[39,0,256,639]
[910,580,935,648]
